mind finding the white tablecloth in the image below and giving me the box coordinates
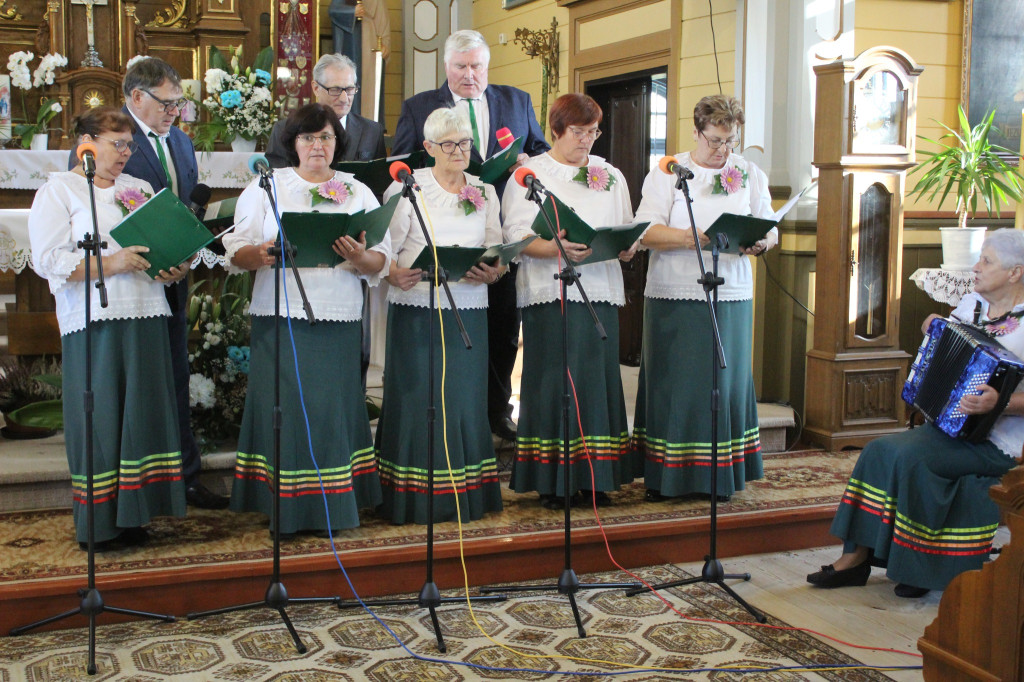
[909,267,975,307]
[0,149,258,190]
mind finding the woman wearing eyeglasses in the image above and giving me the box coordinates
[375,106,505,525]
[634,94,776,503]
[28,106,190,550]
[501,93,641,510]
[224,103,390,537]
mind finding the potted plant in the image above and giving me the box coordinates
[6,51,67,149]
[908,106,1024,270]
[191,45,275,153]
[0,356,62,439]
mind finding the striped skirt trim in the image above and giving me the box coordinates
[515,431,632,466]
[376,457,501,496]
[634,426,761,468]
[234,447,379,498]
[70,451,184,504]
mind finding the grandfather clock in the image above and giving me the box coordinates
[804,46,923,450]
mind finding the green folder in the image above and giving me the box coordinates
[528,194,649,265]
[701,213,776,254]
[109,188,220,279]
[200,196,238,234]
[333,150,430,197]
[472,137,524,185]
[280,194,400,268]
[410,236,537,281]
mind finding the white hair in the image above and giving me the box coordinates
[984,228,1024,269]
[313,53,358,83]
[423,107,471,143]
[444,30,490,66]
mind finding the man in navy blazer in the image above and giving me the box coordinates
[391,30,550,443]
[69,57,227,510]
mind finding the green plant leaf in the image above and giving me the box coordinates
[7,400,63,430]
[209,46,230,72]
[252,47,274,74]
[33,374,62,390]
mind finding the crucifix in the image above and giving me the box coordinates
[72,0,108,68]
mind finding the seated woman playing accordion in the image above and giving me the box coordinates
[808,228,1024,598]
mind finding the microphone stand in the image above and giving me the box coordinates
[188,170,338,652]
[337,176,504,654]
[479,181,639,638]
[623,170,765,623]
[10,161,176,676]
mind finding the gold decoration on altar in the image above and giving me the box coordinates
[147,0,188,28]
[0,1,23,21]
[83,89,105,109]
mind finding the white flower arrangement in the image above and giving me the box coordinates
[193,45,274,150]
[5,51,68,147]
[32,52,67,88]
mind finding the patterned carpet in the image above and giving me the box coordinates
[0,449,857,584]
[0,564,899,681]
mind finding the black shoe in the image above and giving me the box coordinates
[645,489,669,502]
[186,482,230,510]
[581,490,612,507]
[894,583,930,598]
[492,416,518,442]
[78,527,149,552]
[541,495,564,510]
[806,560,871,588]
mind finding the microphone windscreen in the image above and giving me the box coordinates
[513,166,535,189]
[247,154,269,175]
[76,142,99,161]
[190,183,212,207]
[658,155,677,175]
[389,161,412,183]
[496,127,513,148]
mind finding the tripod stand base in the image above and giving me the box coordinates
[625,557,766,623]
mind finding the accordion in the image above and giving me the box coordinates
[902,317,1024,442]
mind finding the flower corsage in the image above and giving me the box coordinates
[457,184,486,215]
[114,187,151,216]
[983,310,1024,337]
[572,165,616,191]
[310,178,352,207]
[711,166,747,195]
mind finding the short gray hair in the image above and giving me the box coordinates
[313,53,358,83]
[983,228,1024,269]
[444,30,490,66]
[122,57,181,98]
[423,107,471,143]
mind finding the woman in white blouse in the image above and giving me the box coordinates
[224,103,389,537]
[634,94,777,502]
[501,93,641,509]
[376,106,504,525]
[28,106,188,550]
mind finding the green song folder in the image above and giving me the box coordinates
[333,150,430,197]
[280,194,400,268]
[701,214,776,254]
[200,196,238,234]
[109,188,219,279]
[471,137,524,185]
[529,194,649,265]
[410,236,537,281]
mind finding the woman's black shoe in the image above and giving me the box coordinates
[581,490,611,507]
[78,527,148,552]
[894,583,930,598]
[806,559,871,588]
[645,489,669,502]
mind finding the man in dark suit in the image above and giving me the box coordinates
[391,30,550,442]
[69,57,228,509]
[266,53,386,167]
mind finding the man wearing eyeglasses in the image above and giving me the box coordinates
[266,53,386,169]
[390,29,550,444]
[69,56,228,511]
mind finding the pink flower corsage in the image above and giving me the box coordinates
[572,165,616,191]
[711,166,747,195]
[457,184,486,215]
[985,313,1022,337]
[114,187,150,216]
[310,178,352,207]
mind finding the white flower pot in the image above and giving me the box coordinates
[29,133,48,151]
[230,137,256,153]
[940,226,987,271]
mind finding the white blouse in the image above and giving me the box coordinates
[950,292,1024,460]
[501,153,633,308]
[382,168,501,310]
[635,152,774,301]
[223,167,391,322]
[28,171,171,336]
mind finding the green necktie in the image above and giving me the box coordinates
[148,131,172,189]
[467,99,482,154]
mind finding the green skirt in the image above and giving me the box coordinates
[512,301,637,496]
[231,317,381,534]
[634,298,762,497]
[62,317,185,544]
[376,305,502,525]
[831,424,1016,591]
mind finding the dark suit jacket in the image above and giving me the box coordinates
[390,82,549,198]
[265,112,386,168]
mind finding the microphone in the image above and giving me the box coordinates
[514,166,544,193]
[389,160,417,189]
[77,141,98,176]
[658,155,694,180]
[188,183,212,220]
[247,153,273,178]
[496,126,514,150]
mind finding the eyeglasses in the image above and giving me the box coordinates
[142,90,188,114]
[429,138,473,154]
[296,133,337,146]
[94,135,138,155]
[315,81,359,98]
[567,126,601,141]
[700,130,738,150]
